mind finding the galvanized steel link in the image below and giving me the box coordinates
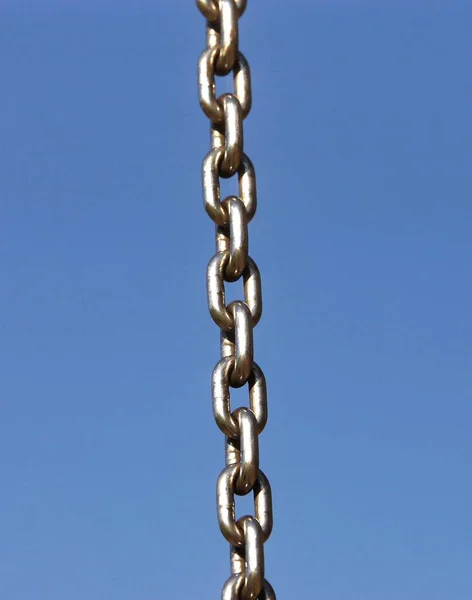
[240,516,265,599]
[212,357,267,438]
[206,251,262,330]
[223,516,264,599]
[217,465,273,546]
[226,301,253,387]
[221,196,248,280]
[218,93,244,177]
[214,0,239,75]
[198,47,251,124]
[203,149,257,225]
[226,407,259,495]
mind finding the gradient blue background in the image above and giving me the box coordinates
[1,1,471,598]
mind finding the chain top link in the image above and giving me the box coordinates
[196,2,276,598]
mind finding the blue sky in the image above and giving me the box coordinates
[0,2,471,599]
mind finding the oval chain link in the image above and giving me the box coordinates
[198,47,251,124]
[196,2,276,598]
[212,357,267,438]
[203,149,256,226]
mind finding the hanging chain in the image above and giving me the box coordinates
[196,2,276,599]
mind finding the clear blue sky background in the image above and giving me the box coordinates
[1,1,471,599]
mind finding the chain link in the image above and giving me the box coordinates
[196,2,276,598]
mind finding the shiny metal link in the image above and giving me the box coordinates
[207,251,234,329]
[215,0,239,75]
[207,251,262,330]
[212,357,267,438]
[222,516,264,600]
[197,2,276,597]
[211,94,244,178]
[203,148,257,225]
[220,317,253,389]
[241,516,264,599]
[226,407,259,494]
[198,47,251,124]
[198,46,224,122]
[222,196,248,280]
[228,301,253,386]
[219,94,244,177]
[197,0,247,22]
[217,465,273,546]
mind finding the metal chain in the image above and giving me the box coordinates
[196,2,276,599]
